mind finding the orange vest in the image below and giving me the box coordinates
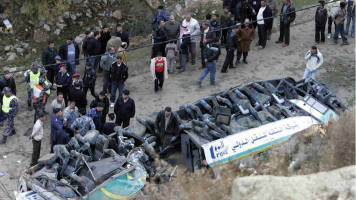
[33,84,46,104]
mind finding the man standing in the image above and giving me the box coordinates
[62,101,79,127]
[42,41,57,85]
[107,30,122,51]
[182,13,201,65]
[50,93,65,113]
[87,31,102,71]
[155,107,179,150]
[315,1,328,44]
[200,21,217,69]
[221,7,232,45]
[178,23,191,73]
[33,77,47,123]
[68,80,87,110]
[110,56,128,107]
[255,0,272,49]
[303,46,323,80]
[87,102,104,131]
[116,24,130,48]
[50,108,62,152]
[150,52,168,93]
[165,41,178,74]
[0,70,16,127]
[266,0,279,40]
[275,0,295,47]
[70,108,96,136]
[82,30,92,67]
[151,5,170,25]
[164,16,180,41]
[0,87,18,144]
[152,20,168,58]
[100,25,111,55]
[197,42,220,86]
[54,64,71,107]
[29,112,46,167]
[114,89,135,128]
[82,63,97,98]
[344,0,355,37]
[221,25,238,73]
[100,46,116,94]
[333,2,350,45]
[90,91,110,125]
[59,36,80,75]
[327,0,341,39]
[236,19,255,64]
[211,14,222,41]
[25,62,40,111]
[39,69,52,113]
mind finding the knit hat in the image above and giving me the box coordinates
[53,108,61,114]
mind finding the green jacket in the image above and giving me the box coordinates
[100,53,116,72]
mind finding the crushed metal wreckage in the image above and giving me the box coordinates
[16,77,347,199]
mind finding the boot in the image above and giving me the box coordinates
[9,130,16,136]
[0,136,7,144]
[235,59,240,66]
[243,58,248,64]
[27,105,33,111]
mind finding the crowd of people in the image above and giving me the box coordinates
[0,0,354,166]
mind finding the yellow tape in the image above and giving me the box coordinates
[100,188,132,199]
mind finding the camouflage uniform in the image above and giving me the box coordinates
[70,116,96,136]
[4,95,18,137]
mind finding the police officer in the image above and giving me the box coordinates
[70,108,96,136]
[25,62,41,111]
[54,64,71,107]
[40,68,52,113]
[0,87,18,144]
[33,77,48,124]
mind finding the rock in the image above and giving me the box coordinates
[32,49,37,53]
[21,43,29,49]
[2,67,17,72]
[4,45,13,52]
[145,0,161,9]
[6,52,17,61]
[86,10,92,18]
[112,10,122,20]
[74,34,86,44]
[78,21,84,26]
[43,24,51,32]
[63,11,70,19]
[33,29,50,42]
[56,23,67,30]
[72,0,82,3]
[58,16,64,23]
[76,12,82,17]
[53,29,61,36]
[70,14,77,21]
[232,166,355,200]
[102,0,107,4]
[15,48,24,54]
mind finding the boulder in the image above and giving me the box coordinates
[15,48,24,54]
[54,29,61,36]
[63,11,70,19]
[70,14,77,21]
[112,10,122,20]
[32,49,37,53]
[86,9,92,18]
[4,45,13,52]
[232,166,356,200]
[6,52,17,61]
[74,34,86,44]
[21,43,29,49]
[43,24,51,32]
[102,0,107,4]
[33,29,50,42]
[56,23,67,30]
[58,16,64,23]
[145,0,161,9]
[2,67,17,72]
[76,12,82,17]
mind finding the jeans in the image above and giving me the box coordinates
[89,56,100,71]
[345,15,355,36]
[180,53,188,70]
[334,23,348,43]
[110,82,124,103]
[328,16,334,34]
[154,71,164,92]
[303,68,317,80]
[236,51,248,60]
[257,24,267,47]
[198,61,216,84]
[278,21,291,45]
[315,25,326,43]
[189,42,197,62]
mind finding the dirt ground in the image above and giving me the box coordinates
[0,7,355,199]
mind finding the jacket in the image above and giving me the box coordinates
[90,96,110,115]
[151,10,170,25]
[56,129,70,145]
[305,50,323,71]
[332,7,347,23]
[226,19,237,33]
[203,44,220,62]
[210,19,222,39]
[42,47,58,69]
[280,3,296,24]
[106,36,122,51]
[100,31,111,54]
[87,37,102,56]
[62,106,79,127]
[150,57,169,81]
[87,108,103,130]
[55,72,72,90]
[83,68,96,87]
[236,25,255,52]
[155,110,179,135]
[110,62,128,83]
[223,0,233,9]
[58,42,80,65]
[100,53,116,72]
[347,1,355,16]
[116,30,130,48]
[221,11,232,28]
[82,36,90,55]
[236,1,254,22]
[200,27,217,48]
[102,122,116,135]
[70,115,96,136]
[68,88,87,110]
[114,98,135,119]
[153,26,168,44]
[315,7,328,26]
[165,43,178,59]
[51,114,63,142]
[327,0,340,17]
[180,33,191,55]
[0,76,16,102]
[226,31,237,51]
[261,5,273,29]
[182,18,201,42]
[164,21,180,40]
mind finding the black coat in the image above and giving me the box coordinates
[225,31,237,51]
[82,37,90,55]
[235,1,254,22]
[114,98,135,119]
[153,27,168,44]
[223,0,233,9]
[262,5,273,29]
[315,7,328,27]
[58,42,80,65]
[200,27,217,48]
[42,47,58,69]
[102,122,116,135]
[55,72,72,90]
[0,76,16,102]
[110,62,128,83]
[90,96,110,115]
[280,3,296,24]
[82,68,96,87]
[203,43,220,62]
[68,88,87,110]
[87,37,102,56]
[155,110,179,135]
[100,31,111,54]
[180,33,191,55]
[116,30,130,48]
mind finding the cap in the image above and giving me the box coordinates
[4,70,10,74]
[59,64,67,69]
[157,5,164,9]
[53,108,61,114]
[2,87,11,94]
[99,91,106,96]
[32,61,41,68]
[55,55,62,60]
[72,74,80,78]
[40,68,48,74]
[123,89,130,95]
[97,102,105,108]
